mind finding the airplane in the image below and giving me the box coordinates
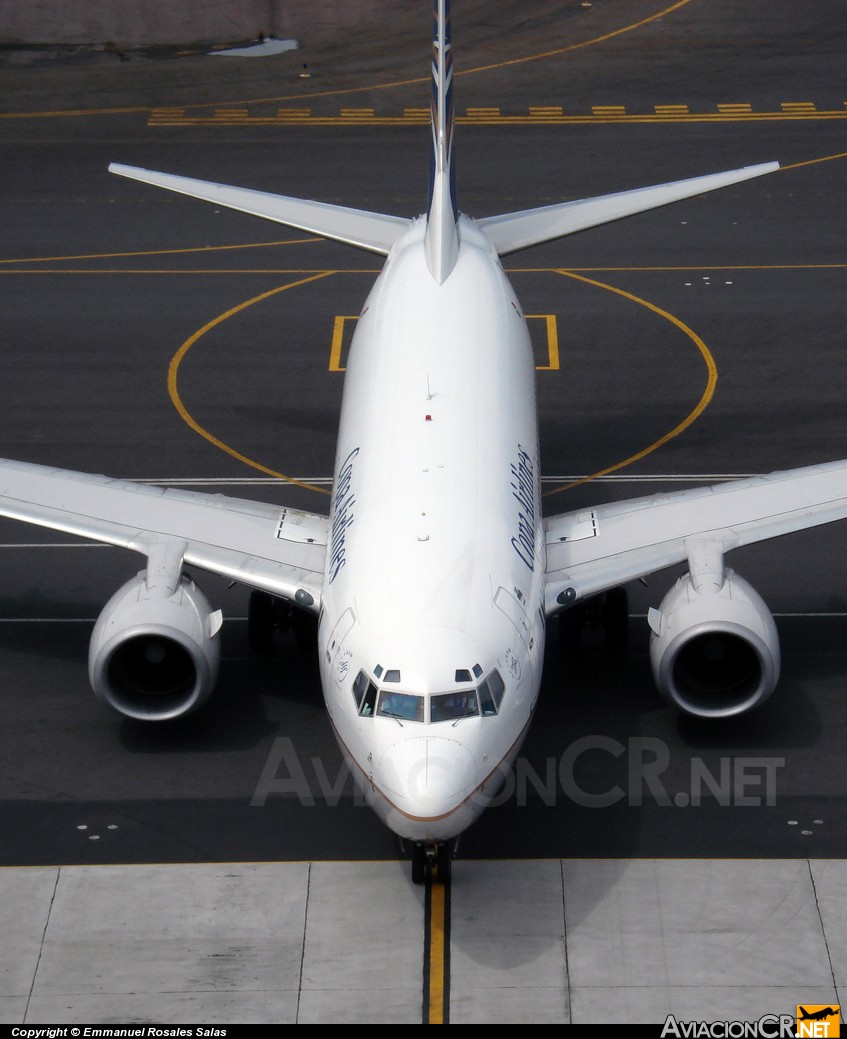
[798,1009,839,1022]
[3,0,847,884]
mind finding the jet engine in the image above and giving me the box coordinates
[88,568,222,722]
[648,558,780,719]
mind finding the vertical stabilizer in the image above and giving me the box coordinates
[425,0,460,283]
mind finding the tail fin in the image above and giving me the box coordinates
[425,0,460,283]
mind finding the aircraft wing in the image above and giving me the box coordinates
[478,162,779,256]
[0,458,328,609]
[544,458,847,615]
[109,163,411,255]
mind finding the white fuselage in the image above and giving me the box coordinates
[317,215,546,843]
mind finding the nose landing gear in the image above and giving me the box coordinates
[409,838,454,884]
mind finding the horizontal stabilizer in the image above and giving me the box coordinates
[109,163,410,255]
[478,161,779,256]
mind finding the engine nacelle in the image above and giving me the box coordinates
[648,568,780,719]
[89,570,222,722]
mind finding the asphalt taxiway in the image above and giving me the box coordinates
[1,0,847,1024]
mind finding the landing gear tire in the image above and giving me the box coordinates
[248,590,275,653]
[436,839,452,883]
[410,840,452,885]
[411,843,428,885]
[558,588,629,654]
[292,608,318,656]
[558,601,587,653]
[249,593,316,657]
[603,586,629,652]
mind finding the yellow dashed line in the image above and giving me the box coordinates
[0,1,699,119]
[144,104,847,127]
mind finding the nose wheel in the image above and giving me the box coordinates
[410,839,453,885]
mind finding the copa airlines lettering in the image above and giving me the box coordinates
[328,447,360,583]
[510,444,537,571]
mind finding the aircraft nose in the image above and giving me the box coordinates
[376,736,477,817]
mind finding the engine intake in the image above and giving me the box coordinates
[648,567,780,719]
[89,570,222,721]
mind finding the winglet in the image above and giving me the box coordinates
[424,0,460,283]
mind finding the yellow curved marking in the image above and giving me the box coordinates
[457,0,695,76]
[168,272,335,494]
[1,1,693,118]
[543,269,718,497]
[205,0,695,109]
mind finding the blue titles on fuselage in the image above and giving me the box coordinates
[510,444,537,571]
[328,447,360,583]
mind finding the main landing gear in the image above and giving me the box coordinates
[248,590,316,654]
[558,586,629,654]
[407,839,454,885]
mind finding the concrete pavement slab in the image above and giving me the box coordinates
[296,860,424,1024]
[0,867,58,998]
[563,859,837,1023]
[808,860,847,990]
[449,859,568,1024]
[29,862,309,1023]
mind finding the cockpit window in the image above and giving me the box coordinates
[355,666,505,723]
[488,669,506,707]
[352,670,378,717]
[377,690,425,722]
[352,670,368,704]
[478,680,496,716]
[383,669,401,683]
[431,690,480,722]
[478,669,506,716]
[454,669,472,683]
